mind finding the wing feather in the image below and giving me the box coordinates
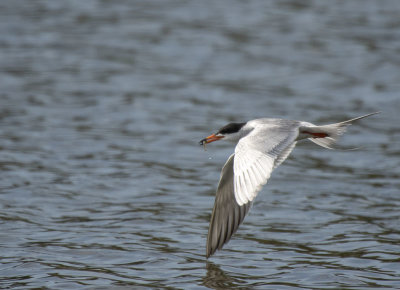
[234,147,274,206]
[206,154,253,258]
[274,142,297,168]
[233,126,298,206]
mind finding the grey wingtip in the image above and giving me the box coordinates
[205,241,213,258]
[206,250,211,259]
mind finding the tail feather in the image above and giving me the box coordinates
[300,112,379,150]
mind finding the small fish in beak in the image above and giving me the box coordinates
[199,134,224,151]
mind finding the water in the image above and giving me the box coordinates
[0,1,399,289]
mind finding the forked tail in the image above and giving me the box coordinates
[299,112,380,149]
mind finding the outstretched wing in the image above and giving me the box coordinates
[206,122,300,257]
[233,124,298,206]
[206,154,252,258]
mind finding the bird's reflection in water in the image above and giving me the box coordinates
[202,261,251,290]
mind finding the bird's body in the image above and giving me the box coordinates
[200,112,378,258]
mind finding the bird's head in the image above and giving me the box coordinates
[199,122,247,146]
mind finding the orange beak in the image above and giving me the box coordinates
[199,134,224,145]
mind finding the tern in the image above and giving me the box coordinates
[200,112,379,258]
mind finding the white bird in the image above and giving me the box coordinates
[200,112,379,258]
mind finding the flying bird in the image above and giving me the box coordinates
[200,112,379,258]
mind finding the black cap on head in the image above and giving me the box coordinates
[217,122,246,135]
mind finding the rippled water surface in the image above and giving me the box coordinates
[1,1,400,289]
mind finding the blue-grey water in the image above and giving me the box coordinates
[1,1,399,289]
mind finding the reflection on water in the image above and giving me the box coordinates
[203,262,249,290]
[1,0,400,289]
